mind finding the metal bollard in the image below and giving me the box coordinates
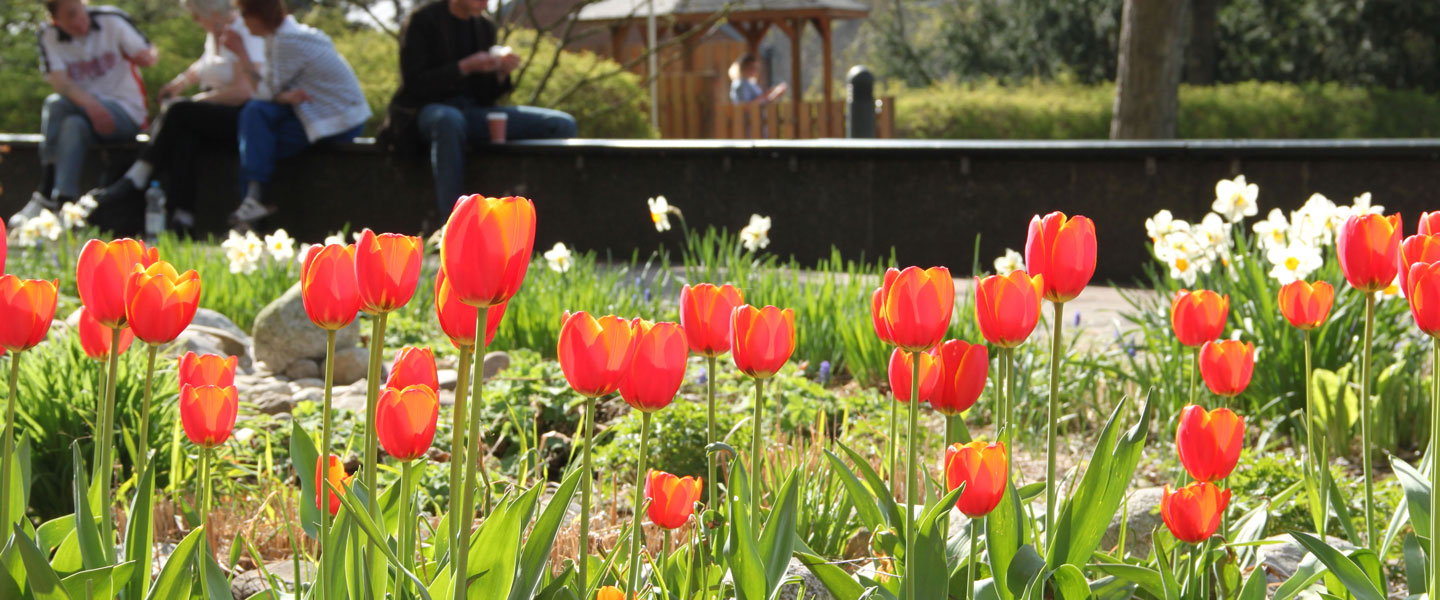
[847,65,875,139]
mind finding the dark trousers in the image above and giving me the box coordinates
[141,100,242,213]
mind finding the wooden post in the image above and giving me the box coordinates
[609,23,630,63]
[818,17,833,137]
[774,18,804,139]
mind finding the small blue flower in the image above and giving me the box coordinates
[644,288,653,303]
[818,360,832,386]
[1073,311,1081,327]
[696,367,708,385]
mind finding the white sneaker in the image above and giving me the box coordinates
[8,192,58,229]
[228,197,276,226]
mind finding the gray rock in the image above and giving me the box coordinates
[483,351,510,380]
[330,347,369,386]
[251,392,294,415]
[1258,534,1355,583]
[283,358,321,380]
[230,559,316,599]
[732,558,834,600]
[1101,486,1165,558]
[186,308,253,367]
[332,391,368,413]
[438,369,458,391]
[171,330,225,359]
[293,388,325,404]
[251,283,359,374]
[293,378,324,388]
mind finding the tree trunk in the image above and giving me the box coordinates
[1110,0,1189,139]
[1184,0,1218,85]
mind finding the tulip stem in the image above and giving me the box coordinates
[1430,335,1438,599]
[1045,300,1064,554]
[396,460,415,600]
[0,352,20,532]
[705,355,718,507]
[966,517,979,600]
[1359,292,1376,551]
[96,330,121,562]
[448,345,474,545]
[1189,346,1199,410]
[318,329,336,600]
[905,351,920,600]
[945,415,959,447]
[627,411,651,598]
[454,308,489,600]
[889,392,899,488]
[364,312,388,522]
[136,344,157,487]
[198,445,212,599]
[578,393,596,591]
[751,378,765,507]
[1302,330,1325,539]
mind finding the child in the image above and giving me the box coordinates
[728,53,787,106]
[11,0,157,228]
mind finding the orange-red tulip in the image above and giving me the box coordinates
[434,268,505,348]
[1277,280,1334,331]
[596,586,627,600]
[178,352,237,389]
[124,261,201,345]
[0,276,58,352]
[180,384,237,448]
[730,305,796,379]
[386,346,438,393]
[943,441,1008,518]
[645,470,702,530]
[1175,404,1244,482]
[1420,212,1440,236]
[1171,289,1228,347]
[1406,262,1440,336]
[1161,481,1230,543]
[870,286,896,346]
[77,238,156,328]
[1337,213,1401,293]
[354,229,422,315]
[619,321,687,412]
[77,306,133,361]
[1025,212,1097,303]
[1399,234,1440,294]
[316,454,354,516]
[873,266,955,352]
[558,312,639,397]
[376,384,439,461]
[1198,340,1254,398]
[931,340,988,416]
[680,284,744,357]
[301,244,362,331]
[974,271,1044,348]
[440,195,536,308]
[888,348,939,403]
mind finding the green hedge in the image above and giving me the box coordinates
[895,79,1440,139]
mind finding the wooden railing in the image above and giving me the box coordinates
[707,96,895,140]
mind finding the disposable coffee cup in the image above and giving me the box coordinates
[487,112,508,143]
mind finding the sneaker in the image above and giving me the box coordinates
[8,192,58,229]
[228,197,277,226]
[88,177,142,207]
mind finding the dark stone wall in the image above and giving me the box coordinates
[1,136,1437,284]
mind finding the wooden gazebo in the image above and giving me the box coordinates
[575,0,872,139]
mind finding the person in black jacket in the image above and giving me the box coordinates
[381,0,576,214]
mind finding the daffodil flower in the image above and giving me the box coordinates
[740,214,771,252]
[1212,175,1259,223]
[993,248,1025,275]
[544,241,573,273]
[647,196,673,232]
[1265,242,1322,285]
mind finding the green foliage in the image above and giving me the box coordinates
[896,79,1440,139]
[503,29,655,139]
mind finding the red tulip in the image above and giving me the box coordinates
[974,271,1044,348]
[1175,404,1244,482]
[1420,212,1440,236]
[434,268,505,348]
[1198,340,1254,398]
[124,261,201,345]
[887,348,939,403]
[870,286,895,346]
[1025,212,1097,303]
[316,454,355,516]
[354,229,423,315]
[179,384,238,448]
[440,195,536,308]
[1277,280,1334,331]
[1337,213,1401,293]
[619,321,688,412]
[1406,262,1440,336]
[301,244,362,331]
[1170,290,1228,347]
[931,340,988,416]
[376,384,439,461]
[730,305,796,379]
[0,275,58,352]
[177,352,237,389]
[1398,234,1440,294]
[1161,481,1230,543]
[77,238,156,328]
[558,312,639,397]
[679,284,744,357]
[943,441,1008,518]
[386,346,438,393]
[872,266,955,352]
[77,306,133,361]
[645,470,702,530]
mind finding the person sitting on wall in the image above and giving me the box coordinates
[85,0,265,233]
[11,0,158,228]
[728,53,786,105]
[226,0,370,228]
[378,0,578,215]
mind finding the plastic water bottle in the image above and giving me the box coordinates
[144,181,166,243]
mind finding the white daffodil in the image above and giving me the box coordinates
[265,229,296,263]
[1351,192,1383,216]
[221,230,256,274]
[993,249,1025,275]
[14,221,39,247]
[76,194,99,214]
[60,202,88,230]
[1166,252,1202,286]
[1290,193,1340,248]
[296,243,317,265]
[647,196,673,232]
[1265,242,1323,285]
[324,233,347,247]
[544,242,573,273]
[1193,213,1233,261]
[739,214,772,252]
[1212,175,1259,223]
[1252,208,1290,250]
[1145,210,1188,241]
[29,209,62,241]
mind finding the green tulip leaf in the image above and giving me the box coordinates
[1288,532,1385,600]
[326,477,435,600]
[1090,564,1164,599]
[724,458,767,600]
[1046,394,1152,568]
[61,561,135,600]
[794,550,866,600]
[901,483,965,600]
[13,523,71,600]
[1049,564,1091,600]
[69,443,105,571]
[1390,455,1429,550]
[290,420,322,540]
[124,450,158,600]
[836,442,905,532]
[823,448,887,533]
[146,525,205,600]
[509,468,583,600]
[986,481,1028,600]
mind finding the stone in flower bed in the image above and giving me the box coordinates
[252,282,362,379]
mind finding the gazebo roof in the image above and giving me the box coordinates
[575,0,869,24]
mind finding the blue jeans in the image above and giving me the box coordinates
[40,93,140,198]
[415,98,577,213]
[238,100,363,186]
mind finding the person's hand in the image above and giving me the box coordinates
[130,47,159,68]
[159,79,185,102]
[766,82,789,101]
[459,52,498,74]
[85,103,116,136]
[278,88,312,104]
[219,30,247,57]
[499,52,521,73]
